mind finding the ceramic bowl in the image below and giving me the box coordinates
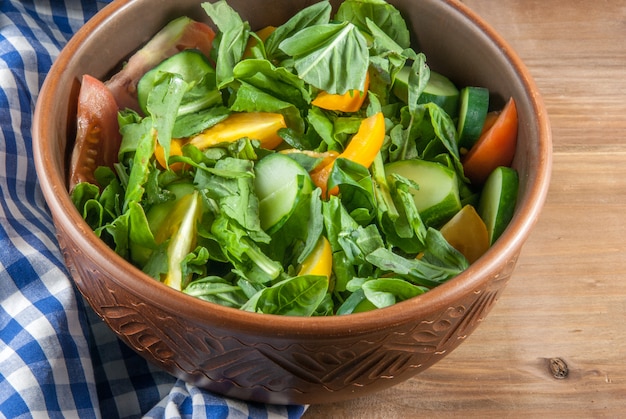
[33,0,552,405]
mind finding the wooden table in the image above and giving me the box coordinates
[307,1,626,416]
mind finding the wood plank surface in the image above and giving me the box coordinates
[307,1,626,417]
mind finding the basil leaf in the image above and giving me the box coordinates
[265,0,332,61]
[335,0,411,49]
[279,21,368,94]
[233,59,311,110]
[230,81,304,134]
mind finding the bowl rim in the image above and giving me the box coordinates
[33,0,552,338]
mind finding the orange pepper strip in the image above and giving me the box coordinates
[189,112,286,150]
[312,72,370,113]
[154,112,286,170]
[154,137,184,170]
[310,111,385,197]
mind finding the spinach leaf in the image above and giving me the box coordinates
[241,274,329,316]
[366,247,463,288]
[184,276,249,308]
[356,277,427,309]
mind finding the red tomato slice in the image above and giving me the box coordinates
[462,97,518,185]
[69,75,122,191]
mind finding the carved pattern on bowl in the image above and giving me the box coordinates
[56,218,518,400]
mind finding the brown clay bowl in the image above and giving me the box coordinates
[33,0,552,405]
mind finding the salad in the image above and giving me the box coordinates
[69,0,519,316]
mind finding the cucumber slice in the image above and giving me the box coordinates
[419,71,460,118]
[385,159,462,228]
[457,86,489,150]
[137,49,214,115]
[478,166,519,244]
[392,67,460,118]
[254,153,314,233]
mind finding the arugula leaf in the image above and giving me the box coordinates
[172,106,230,139]
[408,53,430,115]
[210,213,282,284]
[422,227,469,271]
[122,118,156,210]
[365,247,461,288]
[148,73,188,161]
[328,158,376,225]
[201,0,250,88]
[279,21,368,94]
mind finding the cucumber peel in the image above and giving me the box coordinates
[392,67,460,118]
[254,153,314,233]
[478,166,519,244]
[457,86,489,150]
[137,49,216,115]
[385,159,462,228]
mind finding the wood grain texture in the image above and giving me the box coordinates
[307,1,626,416]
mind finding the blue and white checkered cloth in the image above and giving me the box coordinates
[0,1,307,417]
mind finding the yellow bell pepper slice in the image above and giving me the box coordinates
[439,204,490,264]
[312,72,370,113]
[298,235,333,279]
[310,111,385,197]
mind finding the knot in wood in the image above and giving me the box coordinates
[548,357,569,379]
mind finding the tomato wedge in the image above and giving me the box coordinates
[69,75,122,191]
[462,97,518,185]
